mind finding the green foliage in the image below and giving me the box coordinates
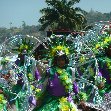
[0,24,44,44]
[0,28,11,43]
[86,9,111,25]
[39,0,87,30]
[0,9,111,43]
[78,92,88,101]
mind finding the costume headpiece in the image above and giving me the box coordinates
[46,34,73,58]
[93,36,111,55]
[94,36,111,50]
[12,38,34,54]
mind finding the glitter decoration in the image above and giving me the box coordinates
[0,22,111,110]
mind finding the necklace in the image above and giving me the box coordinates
[56,67,73,93]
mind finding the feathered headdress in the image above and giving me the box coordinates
[12,38,34,54]
[46,34,74,58]
[94,36,111,50]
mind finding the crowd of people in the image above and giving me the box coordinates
[0,23,111,111]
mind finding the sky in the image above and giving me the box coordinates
[0,0,111,28]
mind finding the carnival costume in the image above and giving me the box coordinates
[0,36,38,111]
[92,34,111,109]
[33,35,79,111]
[0,23,110,110]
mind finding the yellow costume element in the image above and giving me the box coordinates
[59,97,78,111]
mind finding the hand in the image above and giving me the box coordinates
[80,101,86,109]
[79,101,90,111]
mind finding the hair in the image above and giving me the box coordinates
[52,54,69,67]
[33,43,47,60]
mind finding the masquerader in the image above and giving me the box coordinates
[33,35,79,111]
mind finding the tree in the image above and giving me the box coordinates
[39,0,87,31]
[0,28,11,43]
[9,22,12,29]
[22,21,26,29]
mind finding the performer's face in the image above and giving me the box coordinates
[57,57,65,68]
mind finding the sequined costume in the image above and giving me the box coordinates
[33,66,78,111]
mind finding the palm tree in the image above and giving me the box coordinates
[39,0,87,31]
